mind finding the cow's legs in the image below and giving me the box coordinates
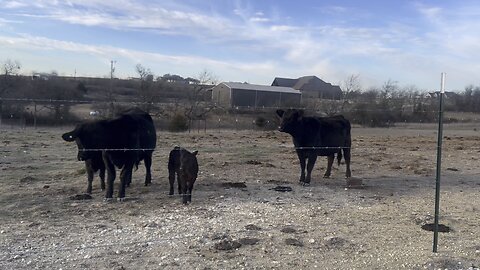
[324,155,335,178]
[179,174,188,204]
[104,156,116,200]
[343,148,352,178]
[186,178,195,203]
[125,163,132,187]
[99,167,106,190]
[168,168,176,195]
[177,173,182,195]
[144,152,153,186]
[296,151,306,183]
[118,162,133,200]
[305,154,317,184]
[86,162,94,194]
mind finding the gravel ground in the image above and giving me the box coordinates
[0,125,479,269]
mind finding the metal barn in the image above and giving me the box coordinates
[212,82,301,108]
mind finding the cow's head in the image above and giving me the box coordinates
[276,109,304,134]
[62,125,92,161]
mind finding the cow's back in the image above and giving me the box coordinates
[294,115,350,155]
[119,109,156,150]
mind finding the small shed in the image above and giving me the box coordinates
[212,82,301,108]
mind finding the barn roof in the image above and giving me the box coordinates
[221,82,300,94]
[271,77,297,87]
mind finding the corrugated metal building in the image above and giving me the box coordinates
[212,82,301,108]
[272,75,342,100]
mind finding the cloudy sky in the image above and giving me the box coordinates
[0,0,479,91]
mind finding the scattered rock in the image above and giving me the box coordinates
[246,160,262,165]
[214,240,242,251]
[285,238,303,247]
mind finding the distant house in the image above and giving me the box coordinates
[31,73,51,80]
[272,76,342,100]
[212,82,301,108]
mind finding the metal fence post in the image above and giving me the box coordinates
[433,72,446,253]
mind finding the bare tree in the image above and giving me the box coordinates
[337,74,361,113]
[183,70,218,132]
[0,59,21,127]
[135,64,157,113]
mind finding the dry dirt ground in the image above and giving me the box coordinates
[0,124,479,269]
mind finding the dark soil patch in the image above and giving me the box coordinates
[324,236,347,249]
[20,176,40,183]
[245,224,262,231]
[421,223,451,233]
[239,238,259,245]
[271,186,292,192]
[214,240,242,251]
[280,227,297,234]
[69,194,93,200]
[285,238,303,247]
[221,182,247,188]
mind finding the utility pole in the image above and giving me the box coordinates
[108,60,116,117]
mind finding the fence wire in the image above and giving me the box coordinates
[0,98,479,263]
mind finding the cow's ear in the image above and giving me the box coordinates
[62,130,77,142]
[192,150,198,156]
[276,109,285,118]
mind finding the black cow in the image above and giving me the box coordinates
[276,109,351,185]
[168,146,199,204]
[62,108,156,200]
[84,152,105,194]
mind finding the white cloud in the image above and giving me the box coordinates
[2,1,480,89]
[249,17,270,23]
[0,33,278,81]
[3,0,28,9]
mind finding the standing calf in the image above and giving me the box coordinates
[168,146,199,204]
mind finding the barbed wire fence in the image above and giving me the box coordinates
[1,97,480,267]
[2,97,480,132]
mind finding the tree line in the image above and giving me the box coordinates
[2,59,480,129]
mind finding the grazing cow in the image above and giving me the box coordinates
[84,152,105,194]
[276,109,351,185]
[168,146,199,204]
[62,108,156,200]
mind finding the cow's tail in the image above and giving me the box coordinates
[337,149,343,166]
